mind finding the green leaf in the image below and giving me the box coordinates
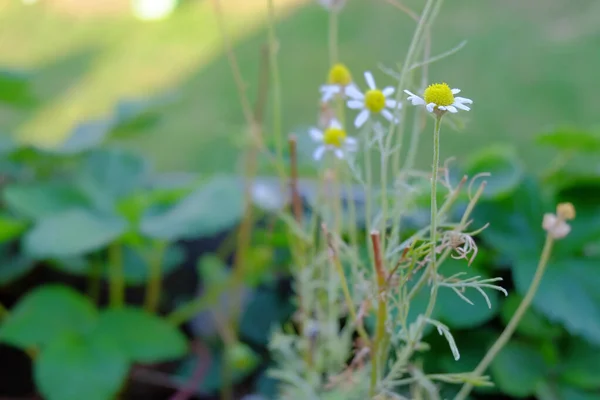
[76,149,149,211]
[473,177,551,260]
[53,120,113,154]
[118,245,185,285]
[0,213,28,242]
[500,294,562,340]
[0,285,97,348]
[24,209,127,258]
[225,342,260,372]
[34,333,129,400]
[555,180,600,253]
[3,182,90,220]
[197,254,230,286]
[490,341,548,397]
[94,307,187,363]
[239,289,294,346]
[513,257,600,345]
[561,339,600,390]
[141,176,243,240]
[537,128,600,153]
[436,259,503,328]
[464,146,523,199]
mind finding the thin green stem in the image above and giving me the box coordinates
[430,115,442,273]
[267,0,283,164]
[454,234,555,400]
[108,243,124,308]
[144,241,167,313]
[370,231,387,396]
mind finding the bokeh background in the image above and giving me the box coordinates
[1,1,600,399]
[2,0,599,173]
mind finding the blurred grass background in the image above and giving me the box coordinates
[1,0,599,173]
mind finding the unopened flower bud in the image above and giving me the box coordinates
[557,202,576,221]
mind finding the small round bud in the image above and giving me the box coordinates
[557,202,576,221]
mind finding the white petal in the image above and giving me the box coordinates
[345,84,364,100]
[381,109,395,122]
[354,109,370,128]
[320,85,340,102]
[309,128,324,141]
[542,214,558,230]
[438,106,447,111]
[454,96,473,104]
[344,137,358,152]
[313,146,326,161]
[334,149,344,159]
[445,105,458,113]
[426,103,436,112]
[382,86,395,96]
[385,99,398,109]
[329,119,342,129]
[404,90,425,106]
[364,71,376,90]
[451,88,461,94]
[347,99,364,109]
[454,102,471,111]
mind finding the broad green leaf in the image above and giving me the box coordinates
[464,146,523,199]
[490,341,548,397]
[556,386,599,400]
[561,340,600,389]
[53,120,112,154]
[436,259,503,329]
[0,213,27,242]
[537,128,600,153]
[0,285,97,348]
[94,307,187,363]
[24,209,127,258]
[76,149,149,211]
[3,182,90,220]
[554,180,600,253]
[473,177,551,260]
[141,176,243,240]
[500,294,562,340]
[34,333,128,400]
[513,257,600,345]
[239,289,294,346]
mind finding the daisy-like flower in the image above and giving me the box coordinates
[309,119,358,160]
[320,63,353,103]
[404,82,472,114]
[346,71,401,128]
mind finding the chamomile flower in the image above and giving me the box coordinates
[404,83,472,114]
[320,63,354,103]
[346,71,401,128]
[309,119,358,160]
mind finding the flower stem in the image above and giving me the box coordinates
[454,233,555,400]
[144,241,167,313]
[108,242,124,308]
[430,115,442,272]
[266,0,283,165]
[370,231,387,396]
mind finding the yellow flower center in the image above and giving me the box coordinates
[327,63,352,86]
[323,127,347,147]
[364,89,386,113]
[423,83,454,106]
